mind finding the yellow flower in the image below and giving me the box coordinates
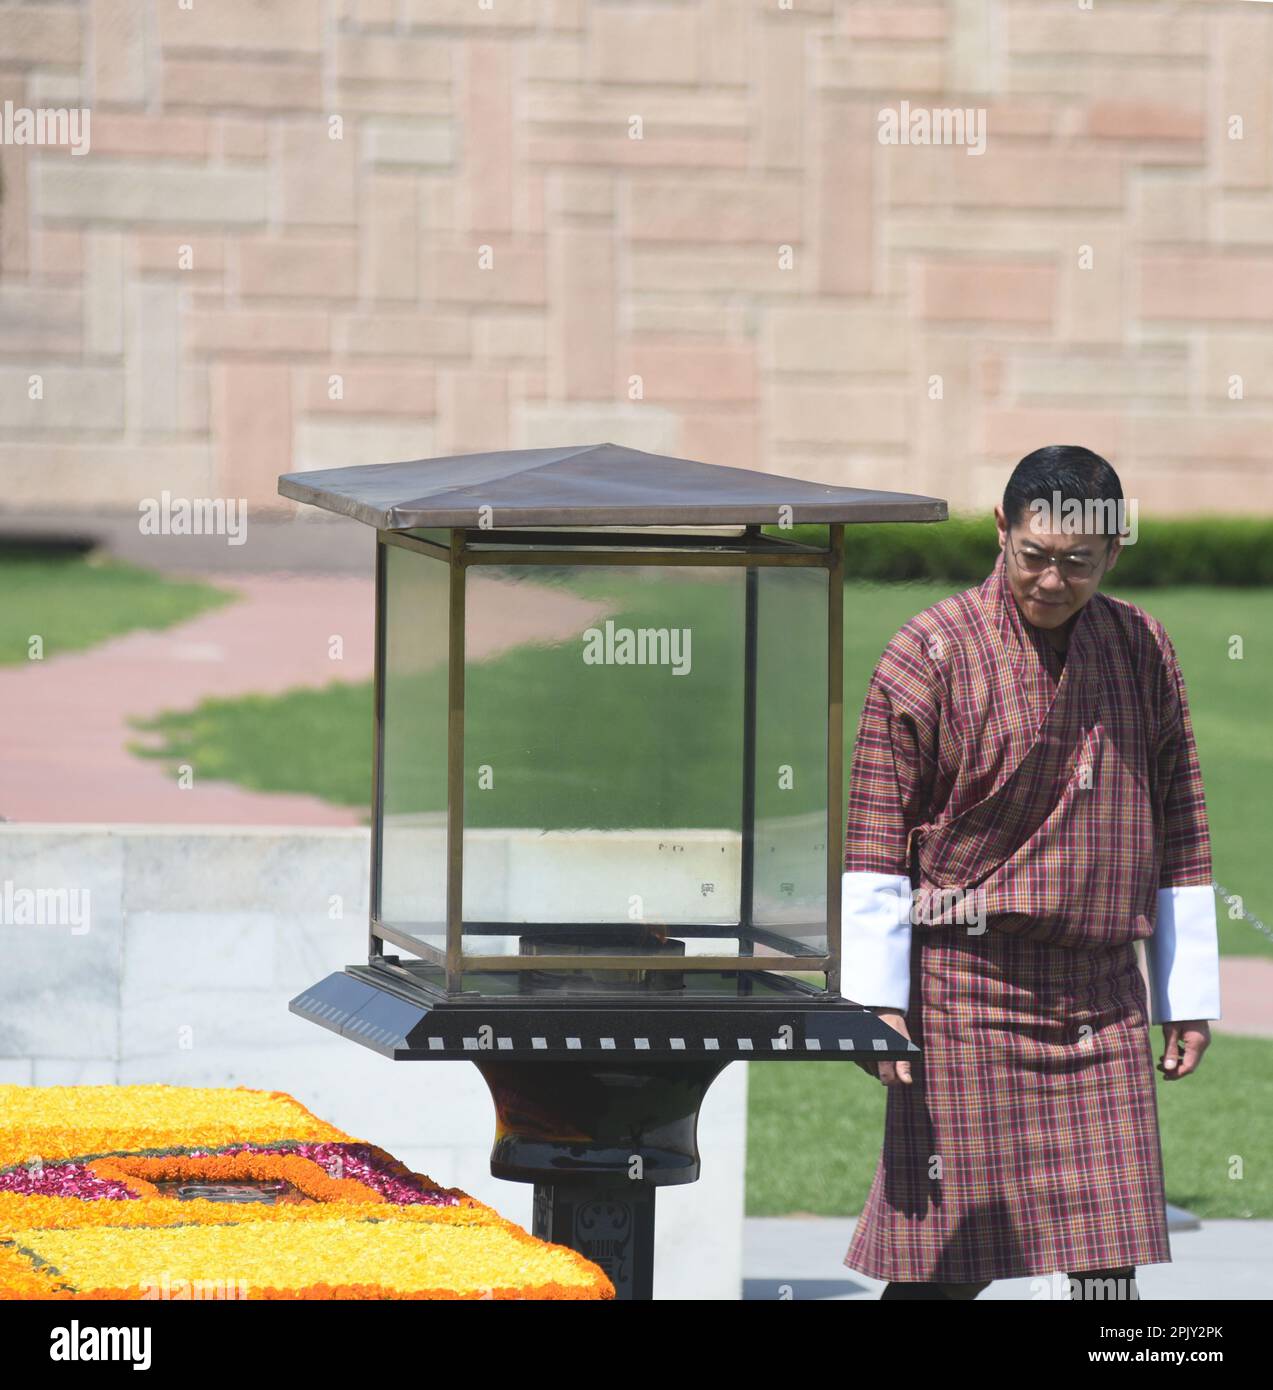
[8,1221,611,1300]
[0,1084,345,1169]
[0,1085,614,1301]
[0,1191,499,1233]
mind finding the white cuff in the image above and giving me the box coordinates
[839,871,912,1012]
[1146,885,1221,1024]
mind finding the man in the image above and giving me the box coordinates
[840,445,1221,1301]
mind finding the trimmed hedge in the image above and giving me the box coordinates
[764,517,1273,587]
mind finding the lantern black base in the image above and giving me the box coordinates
[475,1057,726,1300]
[476,1057,727,1185]
[289,964,919,1063]
[533,1180,656,1301]
[289,965,919,1301]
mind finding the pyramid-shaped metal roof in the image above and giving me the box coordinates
[278,442,946,529]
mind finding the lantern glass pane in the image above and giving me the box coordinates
[378,542,449,950]
[459,559,829,969]
[750,565,830,954]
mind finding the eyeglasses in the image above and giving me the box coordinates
[1008,533,1110,581]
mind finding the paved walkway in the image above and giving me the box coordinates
[744,1215,1273,1301]
[0,569,611,826]
[1214,956,1273,1037]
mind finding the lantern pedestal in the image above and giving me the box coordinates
[291,964,917,1299]
[476,1058,725,1184]
[532,1179,657,1301]
[476,1057,726,1299]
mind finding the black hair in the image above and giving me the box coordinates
[1002,445,1124,536]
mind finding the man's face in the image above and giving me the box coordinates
[995,503,1120,630]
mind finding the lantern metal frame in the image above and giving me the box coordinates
[364,521,847,995]
[280,445,947,1298]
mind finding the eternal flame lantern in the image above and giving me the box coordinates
[281,443,947,1300]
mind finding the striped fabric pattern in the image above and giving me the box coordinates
[846,929,1171,1282]
[843,552,1213,936]
[841,552,1210,1281]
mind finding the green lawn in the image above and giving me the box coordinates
[130,574,1273,954]
[747,1031,1273,1220]
[133,566,829,831]
[0,553,235,665]
[1121,587,1273,960]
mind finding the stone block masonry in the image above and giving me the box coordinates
[0,0,1268,518]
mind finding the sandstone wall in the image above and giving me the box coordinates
[0,0,1270,520]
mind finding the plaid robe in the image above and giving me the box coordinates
[841,553,1218,1283]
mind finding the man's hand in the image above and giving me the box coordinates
[1158,1020,1211,1080]
[855,1010,914,1087]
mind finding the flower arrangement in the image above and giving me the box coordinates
[86,1152,387,1205]
[0,1084,346,1168]
[0,1084,613,1301]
